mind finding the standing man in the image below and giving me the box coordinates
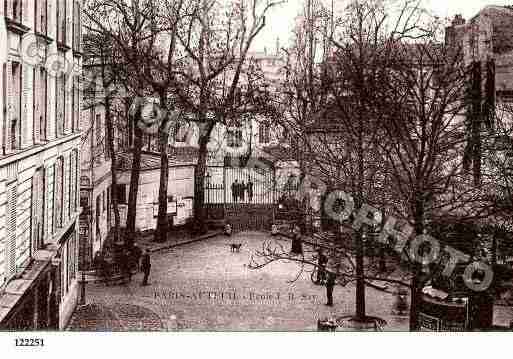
[240,181,246,202]
[325,271,336,306]
[231,179,238,203]
[316,249,328,284]
[132,244,143,272]
[247,180,254,203]
[291,224,303,255]
[141,249,151,286]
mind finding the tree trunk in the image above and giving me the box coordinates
[155,112,170,243]
[355,230,366,321]
[409,197,425,331]
[127,125,143,240]
[194,136,209,234]
[104,96,121,246]
[355,122,366,322]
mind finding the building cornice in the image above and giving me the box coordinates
[0,132,82,169]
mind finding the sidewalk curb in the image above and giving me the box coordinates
[147,230,223,254]
[81,231,223,283]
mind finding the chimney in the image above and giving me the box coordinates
[452,14,465,26]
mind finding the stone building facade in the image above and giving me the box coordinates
[0,0,82,329]
[445,6,513,103]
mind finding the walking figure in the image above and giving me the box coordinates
[231,179,239,203]
[316,249,328,284]
[247,180,253,203]
[132,244,142,272]
[326,271,336,306]
[291,224,303,255]
[141,249,151,286]
[240,181,246,202]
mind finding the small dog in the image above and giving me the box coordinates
[230,243,242,252]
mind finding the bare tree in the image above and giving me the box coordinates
[85,0,176,243]
[172,0,284,233]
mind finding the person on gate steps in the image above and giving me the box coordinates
[247,180,254,203]
[240,181,246,202]
[316,248,328,284]
[231,179,239,203]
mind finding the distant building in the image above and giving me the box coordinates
[0,0,82,329]
[114,152,195,231]
[445,6,513,103]
[79,67,115,269]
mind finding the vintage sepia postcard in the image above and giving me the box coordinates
[1,0,513,346]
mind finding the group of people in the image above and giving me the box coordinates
[95,245,152,286]
[231,179,254,203]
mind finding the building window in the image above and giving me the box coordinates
[73,1,82,53]
[56,72,66,137]
[32,167,45,254]
[54,157,64,230]
[175,123,190,143]
[259,121,270,144]
[57,0,66,44]
[2,63,6,154]
[5,183,17,283]
[35,0,48,35]
[68,153,73,218]
[34,66,48,143]
[227,128,243,148]
[116,184,127,204]
[10,61,22,151]
[11,0,22,23]
[72,76,80,132]
[74,150,79,212]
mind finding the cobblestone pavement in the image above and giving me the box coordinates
[67,232,513,331]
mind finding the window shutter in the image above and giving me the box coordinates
[70,151,75,215]
[42,68,47,140]
[55,158,63,229]
[33,67,40,143]
[6,183,17,280]
[22,0,30,27]
[5,0,12,18]
[6,61,12,153]
[47,0,52,39]
[35,0,40,33]
[62,156,67,222]
[31,172,44,254]
[42,0,47,35]
[65,74,70,133]
[2,63,7,154]
[45,166,53,236]
[22,64,30,148]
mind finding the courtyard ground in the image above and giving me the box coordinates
[67,232,512,331]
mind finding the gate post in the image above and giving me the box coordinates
[223,165,226,219]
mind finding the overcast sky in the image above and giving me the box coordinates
[253,0,511,52]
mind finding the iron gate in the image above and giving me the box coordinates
[204,163,276,232]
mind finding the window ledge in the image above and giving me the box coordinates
[57,42,71,52]
[35,31,54,44]
[72,49,83,58]
[5,18,30,35]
